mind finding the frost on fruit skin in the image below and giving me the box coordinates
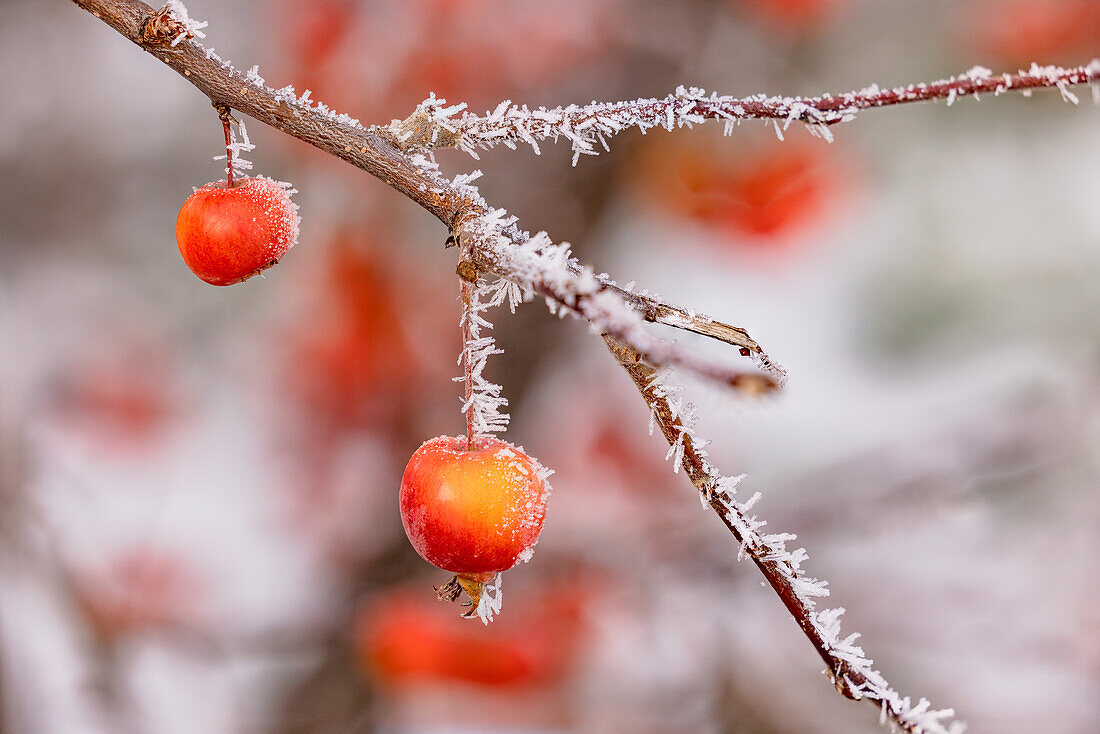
[400,436,549,576]
[212,117,256,180]
[175,175,300,286]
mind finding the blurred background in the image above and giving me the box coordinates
[1,1,1099,732]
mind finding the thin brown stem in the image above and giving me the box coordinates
[217,105,233,186]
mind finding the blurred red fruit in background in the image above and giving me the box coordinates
[281,0,356,75]
[283,237,422,428]
[641,136,851,253]
[51,338,182,454]
[966,0,1100,66]
[739,0,847,33]
[271,0,618,123]
[354,584,586,688]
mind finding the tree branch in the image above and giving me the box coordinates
[395,62,1100,161]
[603,334,964,734]
[71,0,776,393]
[450,207,780,393]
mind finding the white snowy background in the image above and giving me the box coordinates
[0,1,1098,733]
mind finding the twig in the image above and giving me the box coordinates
[594,274,787,381]
[603,334,964,734]
[395,62,1100,162]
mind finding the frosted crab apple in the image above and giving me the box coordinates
[400,436,549,617]
[175,176,299,285]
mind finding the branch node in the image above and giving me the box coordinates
[456,259,479,283]
[391,106,462,152]
[139,4,196,47]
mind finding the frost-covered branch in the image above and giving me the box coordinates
[457,272,518,442]
[453,207,781,393]
[604,334,965,734]
[69,0,778,395]
[395,62,1100,162]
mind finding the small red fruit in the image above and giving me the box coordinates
[175,175,299,286]
[400,436,548,576]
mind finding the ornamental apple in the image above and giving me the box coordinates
[175,175,299,286]
[400,435,549,608]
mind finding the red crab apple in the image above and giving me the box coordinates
[400,436,549,611]
[176,175,299,286]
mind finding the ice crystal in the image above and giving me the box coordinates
[212,117,254,179]
[396,61,1098,166]
[244,65,265,89]
[475,572,503,625]
[456,277,519,436]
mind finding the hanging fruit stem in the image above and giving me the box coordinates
[460,277,476,451]
[216,103,234,187]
